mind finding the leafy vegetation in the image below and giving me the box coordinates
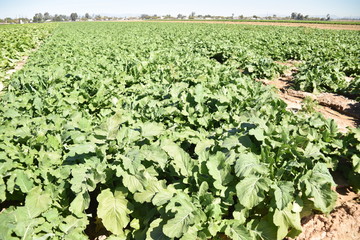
[293,59,360,100]
[0,23,55,78]
[0,22,359,240]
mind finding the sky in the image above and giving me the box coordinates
[0,0,359,19]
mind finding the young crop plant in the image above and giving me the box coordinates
[0,22,359,240]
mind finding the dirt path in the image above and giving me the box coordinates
[258,61,359,132]
[149,20,360,31]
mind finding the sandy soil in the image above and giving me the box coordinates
[295,198,360,240]
[148,20,360,31]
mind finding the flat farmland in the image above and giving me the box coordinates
[0,22,359,240]
[152,20,360,30]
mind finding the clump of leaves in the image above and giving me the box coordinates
[300,96,319,114]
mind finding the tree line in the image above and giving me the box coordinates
[32,12,84,23]
[0,12,344,24]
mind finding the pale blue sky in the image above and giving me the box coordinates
[0,0,359,19]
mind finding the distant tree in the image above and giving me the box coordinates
[5,17,13,23]
[326,14,331,21]
[164,14,172,19]
[291,12,297,19]
[297,13,304,20]
[239,15,244,19]
[232,13,234,19]
[33,13,44,23]
[70,13,78,21]
[189,12,196,19]
[140,14,151,20]
[177,14,185,19]
[304,15,309,19]
[85,13,91,19]
[44,12,51,20]
[252,15,258,20]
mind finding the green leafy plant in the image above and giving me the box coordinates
[0,22,359,240]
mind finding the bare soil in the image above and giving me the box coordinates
[294,198,360,240]
[149,20,360,31]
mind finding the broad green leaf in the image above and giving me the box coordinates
[67,143,96,156]
[163,209,194,238]
[249,128,265,141]
[235,153,268,178]
[133,179,165,203]
[163,192,204,239]
[305,183,337,214]
[70,167,96,193]
[253,218,278,240]
[106,112,123,139]
[122,172,145,193]
[273,203,302,240]
[22,187,52,219]
[236,176,270,209]
[161,140,194,177]
[225,223,253,240]
[13,217,45,240]
[301,163,337,213]
[206,152,233,190]
[273,181,295,210]
[141,145,168,169]
[194,139,214,156]
[141,122,165,137]
[152,185,176,206]
[97,188,132,235]
[15,171,34,193]
[69,191,90,217]
[303,142,323,159]
[222,135,240,149]
[352,155,360,174]
[59,215,89,235]
[146,219,170,240]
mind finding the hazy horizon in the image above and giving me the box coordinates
[1,0,360,19]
